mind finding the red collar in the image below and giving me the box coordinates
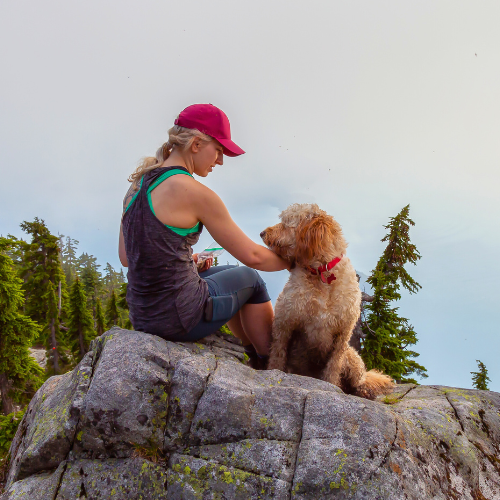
[307,255,343,284]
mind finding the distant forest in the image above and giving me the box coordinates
[1,218,130,411]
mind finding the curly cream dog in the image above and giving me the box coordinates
[261,203,393,400]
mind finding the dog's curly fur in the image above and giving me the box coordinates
[261,203,394,400]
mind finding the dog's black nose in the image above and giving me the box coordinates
[260,230,266,238]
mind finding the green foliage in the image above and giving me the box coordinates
[471,360,490,390]
[80,264,101,313]
[379,205,422,294]
[105,289,120,328]
[57,237,126,329]
[58,235,79,286]
[103,262,122,294]
[67,277,96,360]
[0,409,25,492]
[0,238,43,414]
[0,221,128,409]
[361,205,427,383]
[95,297,106,337]
[19,218,68,328]
[0,409,25,454]
[117,283,132,329]
[42,280,68,375]
[219,324,233,336]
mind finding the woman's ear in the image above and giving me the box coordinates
[191,139,202,153]
[294,214,336,266]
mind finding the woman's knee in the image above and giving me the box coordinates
[238,267,269,304]
[235,266,266,287]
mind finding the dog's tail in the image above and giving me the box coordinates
[355,370,395,400]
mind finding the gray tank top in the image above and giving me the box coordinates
[122,166,209,337]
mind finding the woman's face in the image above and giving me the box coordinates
[193,138,224,177]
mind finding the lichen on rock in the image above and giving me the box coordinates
[1,327,500,499]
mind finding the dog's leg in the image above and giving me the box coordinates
[321,343,348,387]
[320,317,358,386]
[267,315,296,372]
[339,347,367,394]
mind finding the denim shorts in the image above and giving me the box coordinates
[169,265,270,342]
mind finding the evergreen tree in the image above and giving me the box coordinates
[44,280,64,374]
[361,205,427,383]
[471,360,490,390]
[117,268,126,283]
[3,235,23,270]
[19,218,68,328]
[105,289,120,328]
[80,265,102,318]
[76,252,99,274]
[0,238,43,415]
[103,263,117,293]
[95,298,106,336]
[67,277,95,360]
[59,235,79,286]
[117,283,132,329]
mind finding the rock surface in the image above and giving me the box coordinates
[2,327,500,499]
[28,348,47,370]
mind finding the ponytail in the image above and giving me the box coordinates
[127,125,212,191]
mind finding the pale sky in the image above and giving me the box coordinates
[1,1,499,390]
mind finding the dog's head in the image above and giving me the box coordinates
[261,203,347,268]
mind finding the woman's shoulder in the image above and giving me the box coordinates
[168,172,217,198]
[122,184,139,215]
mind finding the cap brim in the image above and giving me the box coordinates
[217,138,245,157]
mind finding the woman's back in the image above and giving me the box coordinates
[122,166,209,337]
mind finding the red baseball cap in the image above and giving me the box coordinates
[174,103,245,157]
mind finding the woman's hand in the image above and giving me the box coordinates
[193,253,213,273]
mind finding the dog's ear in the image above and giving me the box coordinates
[294,214,340,266]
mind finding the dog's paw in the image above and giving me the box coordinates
[354,387,376,400]
[267,359,285,371]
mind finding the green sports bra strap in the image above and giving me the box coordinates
[147,168,193,195]
[147,169,200,235]
[124,177,144,214]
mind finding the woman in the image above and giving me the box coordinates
[119,103,289,367]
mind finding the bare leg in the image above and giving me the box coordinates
[226,311,251,346]
[238,301,274,356]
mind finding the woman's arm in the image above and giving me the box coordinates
[119,223,128,267]
[193,185,289,272]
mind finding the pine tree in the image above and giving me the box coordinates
[3,235,23,270]
[59,235,79,286]
[117,268,126,283]
[80,265,102,319]
[44,280,64,374]
[67,277,96,360]
[105,290,120,328]
[361,205,427,383]
[95,298,106,336]
[471,360,490,390]
[19,218,68,328]
[0,238,43,415]
[117,283,132,329]
[103,263,117,293]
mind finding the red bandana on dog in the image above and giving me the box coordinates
[308,255,343,284]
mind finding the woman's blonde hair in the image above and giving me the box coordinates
[128,125,213,190]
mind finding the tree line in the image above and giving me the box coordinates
[0,208,492,419]
[0,218,130,415]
